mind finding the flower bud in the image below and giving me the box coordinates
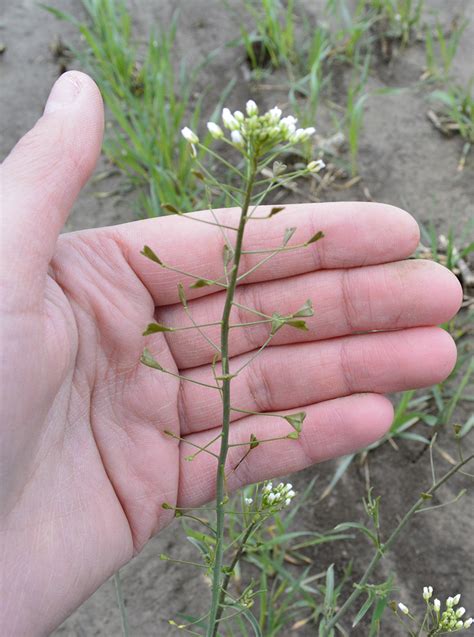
[464,618,473,628]
[231,130,245,147]
[244,497,253,506]
[453,594,461,605]
[233,110,244,122]
[434,599,441,612]
[398,603,409,615]
[246,100,258,116]
[181,127,199,144]
[423,586,433,601]
[447,597,454,608]
[456,607,466,618]
[207,122,224,139]
[222,107,239,130]
[268,106,282,123]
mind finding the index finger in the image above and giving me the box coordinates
[108,202,420,306]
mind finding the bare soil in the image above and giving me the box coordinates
[1,0,473,635]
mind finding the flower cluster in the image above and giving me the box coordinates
[182,101,325,170]
[398,588,472,632]
[261,482,296,509]
[435,594,472,632]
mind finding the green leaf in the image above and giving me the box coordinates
[287,431,300,439]
[161,202,181,214]
[283,227,296,246]
[306,230,325,244]
[352,594,374,628]
[140,348,164,370]
[143,322,174,335]
[141,245,163,265]
[284,411,306,432]
[190,278,213,288]
[333,522,378,546]
[324,563,335,610]
[293,299,314,317]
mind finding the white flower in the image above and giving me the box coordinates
[181,127,199,144]
[206,122,224,139]
[231,130,245,147]
[456,607,466,618]
[434,599,441,612]
[285,483,293,490]
[222,107,239,130]
[398,603,409,615]
[303,126,316,138]
[268,106,282,123]
[246,100,258,116]
[263,483,272,493]
[287,490,296,498]
[285,498,291,506]
[456,620,463,629]
[453,594,461,605]
[464,618,473,628]
[244,497,253,506]
[447,597,455,608]
[307,159,325,173]
[267,493,276,504]
[233,110,244,122]
[423,586,433,601]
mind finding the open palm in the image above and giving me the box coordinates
[0,73,462,636]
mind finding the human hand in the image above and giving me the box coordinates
[0,72,462,636]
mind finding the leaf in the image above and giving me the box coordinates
[293,299,314,317]
[284,411,306,433]
[324,563,335,610]
[141,245,163,265]
[142,322,174,335]
[140,348,164,370]
[333,522,378,546]
[161,202,181,214]
[286,319,309,331]
[268,206,286,217]
[240,607,263,637]
[319,453,355,501]
[190,278,213,288]
[352,594,374,628]
[283,227,297,246]
[250,433,259,449]
[287,431,300,440]
[306,230,325,245]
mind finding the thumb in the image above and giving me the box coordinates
[0,71,104,309]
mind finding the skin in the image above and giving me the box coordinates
[0,72,463,636]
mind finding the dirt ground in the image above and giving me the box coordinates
[1,1,473,635]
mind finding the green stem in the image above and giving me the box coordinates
[322,454,474,635]
[207,158,258,637]
[213,522,257,629]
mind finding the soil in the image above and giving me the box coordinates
[1,0,473,635]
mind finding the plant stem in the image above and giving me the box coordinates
[207,157,258,637]
[113,571,129,637]
[322,454,474,635]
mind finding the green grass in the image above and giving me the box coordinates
[43,0,224,217]
[424,18,468,81]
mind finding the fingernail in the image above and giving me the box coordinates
[44,72,82,114]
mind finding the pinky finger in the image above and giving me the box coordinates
[177,393,393,509]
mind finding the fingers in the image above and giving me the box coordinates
[177,327,457,434]
[155,259,462,368]
[177,393,394,508]
[0,71,103,309]
[116,202,420,306]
